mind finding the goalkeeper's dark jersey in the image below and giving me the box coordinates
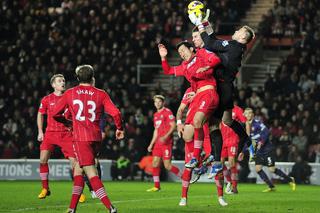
[250,118,273,155]
[200,32,246,82]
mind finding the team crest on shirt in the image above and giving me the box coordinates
[222,40,229,47]
[155,120,162,128]
[199,101,206,109]
[169,115,174,119]
[187,57,196,69]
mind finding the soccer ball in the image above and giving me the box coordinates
[187,1,205,18]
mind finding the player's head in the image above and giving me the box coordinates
[153,95,165,110]
[75,64,94,84]
[50,74,65,92]
[232,26,255,44]
[244,108,254,121]
[192,27,204,48]
[176,41,195,61]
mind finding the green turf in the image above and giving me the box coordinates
[0,181,319,213]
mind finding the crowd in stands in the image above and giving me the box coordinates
[258,0,320,38]
[1,0,319,174]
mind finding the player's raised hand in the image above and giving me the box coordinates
[37,131,44,142]
[158,44,168,59]
[188,13,202,26]
[115,129,125,140]
[177,124,184,138]
[196,66,210,73]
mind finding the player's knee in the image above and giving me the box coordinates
[163,163,171,170]
[229,159,236,167]
[268,167,275,173]
[255,167,262,173]
[193,118,202,128]
[40,157,48,164]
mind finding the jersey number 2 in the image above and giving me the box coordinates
[73,100,96,122]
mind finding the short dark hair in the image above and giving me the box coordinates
[75,65,94,83]
[176,40,194,51]
[50,74,64,85]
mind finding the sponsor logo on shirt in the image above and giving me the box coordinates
[187,57,196,69]
[155,120,162,128]
[222,40,229,47]
[199,101,206,109]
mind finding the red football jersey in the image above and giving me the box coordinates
[52,85,122,142]
[38,93,69,132]
[162,48,220,91]
[153,107,175,144]
[181,87,194,105]
[221,105,246,146]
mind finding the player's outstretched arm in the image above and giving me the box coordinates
[159,44,185,76]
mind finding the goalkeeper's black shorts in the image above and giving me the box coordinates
[255,151,275,167]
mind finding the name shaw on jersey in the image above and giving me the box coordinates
[76,89,94,96]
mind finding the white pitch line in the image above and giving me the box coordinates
[7,195,213,212]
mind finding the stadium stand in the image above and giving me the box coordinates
[1,0,319,168]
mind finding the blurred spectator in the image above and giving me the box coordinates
[275,146,287,162]
[292,129,308,153]
[288,145,300,162]
[20,141,39,159]
[115,154,130,180]
[138,153,153,181]
[290,155,312,184]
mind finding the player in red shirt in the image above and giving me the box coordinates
[52,65,124,213]
[146,95,181,192]
[158,41,220,169]
[220,105,246,195]
[37,74,77,199]
[176,87,211,206]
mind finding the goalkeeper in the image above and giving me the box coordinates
[188,6,255,176]
[240,108,296,192]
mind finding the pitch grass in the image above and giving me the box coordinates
[0,181,319,213]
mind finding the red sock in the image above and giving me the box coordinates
[69,175,84,210]
[230,165,238,189]
[193,127,204,160]
[153,167,160,189]
[214,170,224,197]
[223,165,231,183]
[186,141,194,153]
[90,176,112,209]
[170,165,180,177]
[40,163,49,189]
[181,169,192,198]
